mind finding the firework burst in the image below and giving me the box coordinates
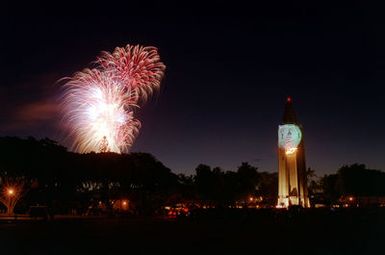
[97,45,166,102]
[62,44,165,153]
[63,69,141,153]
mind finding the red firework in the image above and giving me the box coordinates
[97,44,166,102]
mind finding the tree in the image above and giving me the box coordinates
[0,174,28,215]
[256,171,277,206]
[194,164,213,202]
[236,162,259,199]
[336,164,385,196]
[0,137,180,215]
[320,173,339,204]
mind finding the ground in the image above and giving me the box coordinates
[0,208,384,255]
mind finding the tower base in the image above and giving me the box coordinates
[277,196,310,208]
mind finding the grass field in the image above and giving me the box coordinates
[0,208,384,255]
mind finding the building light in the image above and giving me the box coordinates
[285,147,297,155]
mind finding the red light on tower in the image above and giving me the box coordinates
[287,96,292,103]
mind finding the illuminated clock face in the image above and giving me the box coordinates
[278,124,302,152]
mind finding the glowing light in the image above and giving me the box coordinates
[7,188,15,196]
[62,44,165,153]
[349,197,354,201]
[285,147,298,155]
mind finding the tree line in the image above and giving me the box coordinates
[0,137,384,215]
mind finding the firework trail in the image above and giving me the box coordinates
[62,45,165,153]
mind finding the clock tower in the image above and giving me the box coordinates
[277,97,310,208]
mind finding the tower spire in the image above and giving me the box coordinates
[282,96,298,124]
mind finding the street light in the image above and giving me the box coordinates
[7,188,15,197]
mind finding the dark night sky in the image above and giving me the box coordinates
[1,1,385,175]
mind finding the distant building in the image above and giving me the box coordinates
[277,97,310,208]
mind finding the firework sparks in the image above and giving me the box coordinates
[62,44,165,153]
[97,45,166,102]
[63,69,141,153]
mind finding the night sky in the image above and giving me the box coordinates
[1,1,385,175]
